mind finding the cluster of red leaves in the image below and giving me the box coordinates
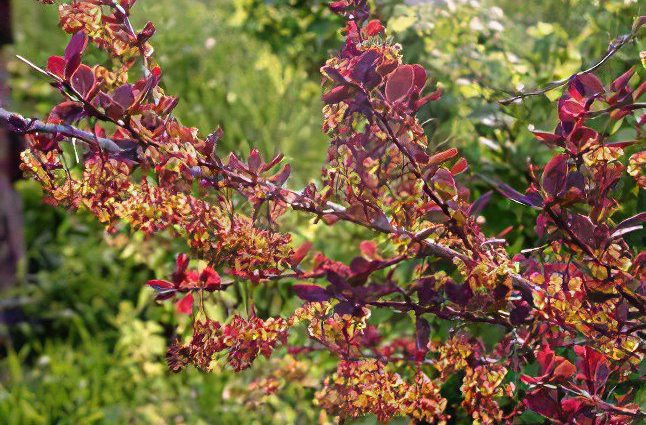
[521,345,640,423]
[2,0,644,423]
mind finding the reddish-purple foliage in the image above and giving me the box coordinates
[1,1,645,423]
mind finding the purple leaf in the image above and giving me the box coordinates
[497,183,535,208]
[64,53,83,80]
[615,212,646,231]
[445,280,472,306]
[322,66,349,84]
[565,171,584,191]
[349,256,372,275]
[542,154,568,197]
[567,213,596,247]
[611,212,645,239]
[293,284,331,302]
[468,191,492,217]
[510,301,531,325]
[370,209,392,231]
[350,50,381,88]
[326,271,352,297]
[5,115,27,133]
[415,277,438,305]
[415,316,431,352]
[70,64,95,99]
[64,31,88,62]
[334,301,357,315]
[610,225,643,239]
[112,84,135,110]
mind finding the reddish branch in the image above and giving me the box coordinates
[0,105,539,302]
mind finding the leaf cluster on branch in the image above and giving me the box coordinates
[2,0,645,423]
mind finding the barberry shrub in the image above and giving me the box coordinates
[1,1,645,423]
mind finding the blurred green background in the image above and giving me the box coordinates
[0,0,643,424]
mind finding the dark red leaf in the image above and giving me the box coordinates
[172,253,190,282]
[50,101,85,124]
[200,267,221,290]
[568,73,604,101]
[138,21,156,43]
[289,241,312,267]
[559,99,585,121]
[147,279,175,291]
[450,157,468,175]
[322,85,353,105]
[428,148,458,166]
[532,130,564,147]
[574,345,611,395]
[175,293,194,315]
[247,149,262,173]
[269,164,291,187]
[411,64,426,91]
[523,388,561,420]
[610,67,635,92]
[385,64,415,103]
[46,56,65,79]
[364,19,384,36]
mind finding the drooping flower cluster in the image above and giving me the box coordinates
[167,313,290,373]
[315,359,448,424]
[2,0,644,423]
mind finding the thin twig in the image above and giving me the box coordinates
[498,32,637,105]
